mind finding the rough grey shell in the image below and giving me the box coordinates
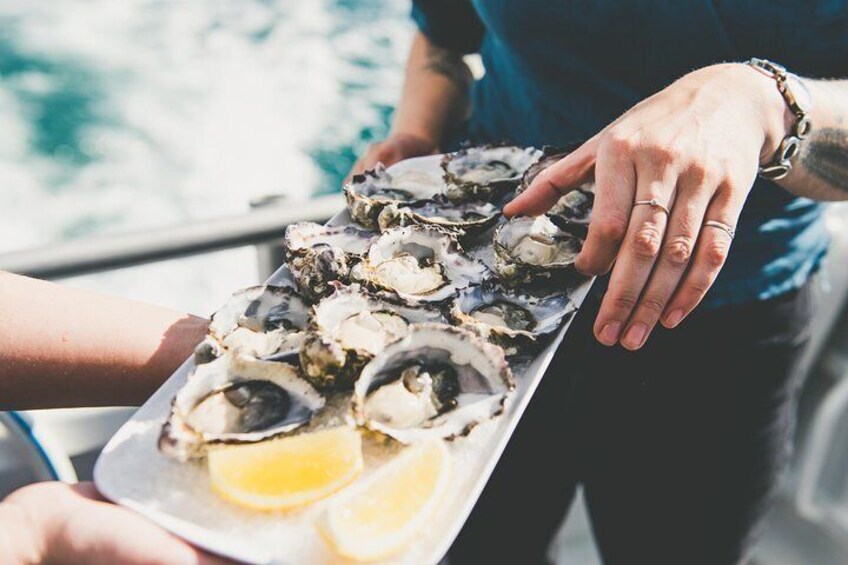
[299,284,447,390]
[344,164,444,229]
[349,225,489,304]
[159,354,325,461]
[284,222,376,301]
[352,323,514,443]
[518,150,594,227]
[450,283,576,355]
[442,145,541,202]
[376,197,501,237]
[493,215,584,287]
[195,285,310,363]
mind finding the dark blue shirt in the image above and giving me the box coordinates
[412,0,848,306]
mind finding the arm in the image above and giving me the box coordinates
[348,30,473,176]
[0,272,208,410]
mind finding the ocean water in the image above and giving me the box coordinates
[0,0,411,314]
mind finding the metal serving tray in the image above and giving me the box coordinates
[94,155,595,564]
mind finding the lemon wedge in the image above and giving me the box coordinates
[317,439,451,561]
[208,426,363,511]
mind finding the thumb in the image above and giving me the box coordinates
[504,138,598,217]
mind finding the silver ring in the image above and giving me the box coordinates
[703,220,735,240]
[633,198,670,216]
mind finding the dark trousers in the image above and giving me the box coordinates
[449,282,814,565]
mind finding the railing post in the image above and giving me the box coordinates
[251,195,292,281]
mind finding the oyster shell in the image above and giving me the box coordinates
[442,145,541,202]
[519,149,594,228]
[350,225,488,304]
[493,215,584,287]
[353,323,514,443]
[344,164,443,229]
[159,354,325,461]
[284,222,376,300]
[299,284,446,390]
[197,286,310,362]
[450,283,576,355]
[376,197,501,237]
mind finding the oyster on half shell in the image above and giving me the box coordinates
[493,215,585,287]
[442,145,541,202]
[344,164,443,229]
[299,284,446,390]
[194,286,310,363]
[353,323,514,443]
[284,222,376,300]
[159,354,325,461]
[350,225,488,304]
[377,197,501,237]
[519,148,594,228]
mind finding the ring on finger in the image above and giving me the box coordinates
[703,220,735,240]
[633,198,671,216]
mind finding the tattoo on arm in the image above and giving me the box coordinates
[799,127,848,192]
[423,44,472,96]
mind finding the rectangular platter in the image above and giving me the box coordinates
[94,154,595,564]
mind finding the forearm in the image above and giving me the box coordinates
[0,272,208,410]
[772,78,848,200]
[390,31,473,147]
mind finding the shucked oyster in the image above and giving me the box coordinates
[450,283,576,355]
[442,145,541,202]
[377,197,501,237]
[159,354,324,461]
[519,148,594,228]
[350,225,488,304]
[284,222,376,300]
[493,215,584,287]
[195,286,310,363]
[299,284,446,389]
[353,323,514,444]
[344,163,443,229]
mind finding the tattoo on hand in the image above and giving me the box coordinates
[800,127,848,191]
[423,44,472,95]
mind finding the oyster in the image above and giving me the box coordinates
[450,283,576,355]
[159,354,325,461]
[198,286,310,362]
[493,215,584,287]
[442,145,541,201]
[377,197,501,237]
[299,284,446,389]
[284,222,376,300]
[352,323,514,443]
[344,163,443,229]
[350,225,488,304]
[519,149,594,228]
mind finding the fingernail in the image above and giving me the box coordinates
[598,321,622,345]
[665,309,684,328]
[622,323,648,350]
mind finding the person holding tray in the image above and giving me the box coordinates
[350,1,848,563]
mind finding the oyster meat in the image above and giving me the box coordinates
[350,225,488,304]
[493,215,584,287]
[159,354,325,461]
[450,283,576,355]
[299,284,446,389]
[442,145,541,201]
[196,285,310,363]
[284,222,376,300]
[344,164,444,229]
[353,323,514,443]
[376,196,501,237]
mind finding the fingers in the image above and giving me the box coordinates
[344,142,405,183]
[660,184,741,328]
[593,163,674,347]
[503,137,598,217]
[618,168,712,348]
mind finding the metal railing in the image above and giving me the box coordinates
[0,194,345,280]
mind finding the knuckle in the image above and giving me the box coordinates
[702,240,730,269]
[685,277,712,297]
[663,237,694,267]
[605,130,634,154]
[610,291,639,311]
[648,144,679,167]
[592,215,628,243]
[630,225,663,260]
[638,294,667,316]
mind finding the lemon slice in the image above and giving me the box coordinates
[208,426,363,511]
[318,439,451,561]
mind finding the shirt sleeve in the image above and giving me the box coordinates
[411,0,485,54]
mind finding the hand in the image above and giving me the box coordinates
[505,63,790,350]
[2,482,231,564]
[346,132,437,182]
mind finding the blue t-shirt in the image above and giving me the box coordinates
[412,0,847,307]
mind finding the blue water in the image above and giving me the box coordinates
[0,0,411,313]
